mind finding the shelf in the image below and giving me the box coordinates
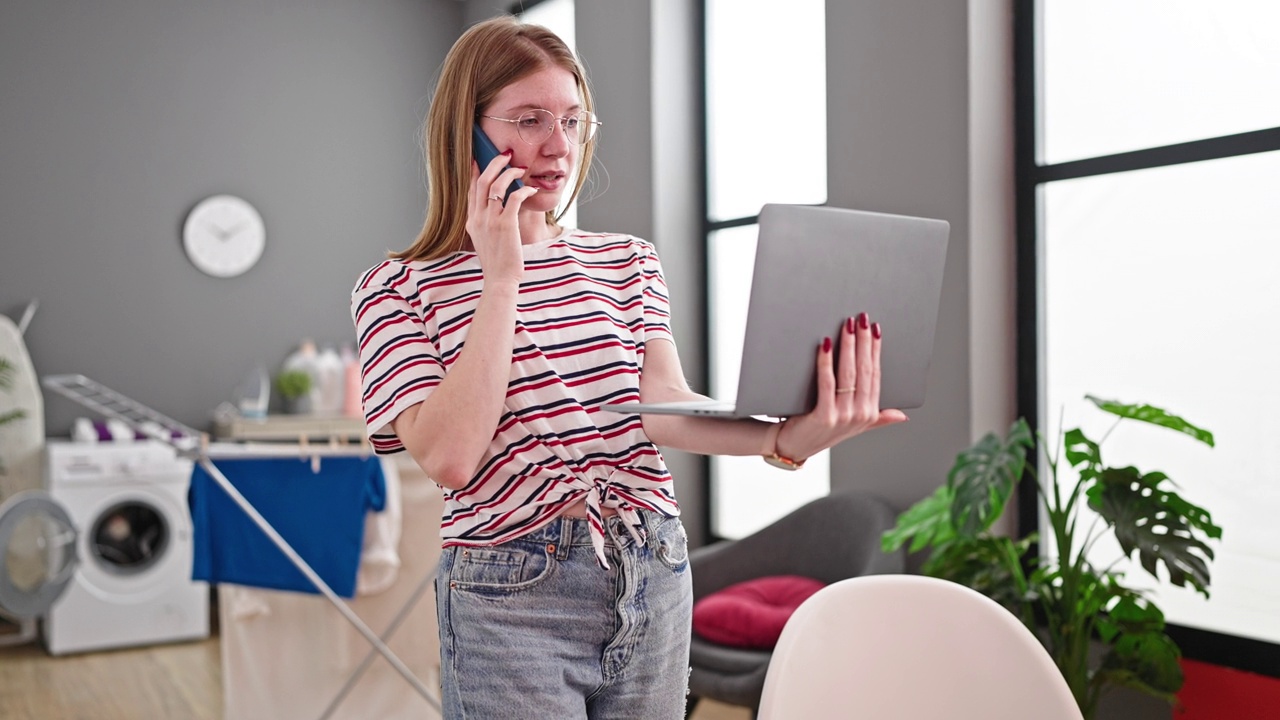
[214,414,367,442]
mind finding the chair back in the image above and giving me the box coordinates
[757,575,1084,720]
[691,491,903,600]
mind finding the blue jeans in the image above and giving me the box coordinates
[435,511,693,719]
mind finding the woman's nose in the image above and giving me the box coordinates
[541,121,572,156]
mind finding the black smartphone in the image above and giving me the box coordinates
[472,122,523,205]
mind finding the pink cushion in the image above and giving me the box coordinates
[692,575,827,650]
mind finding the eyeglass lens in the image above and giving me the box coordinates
[517,109,597,145]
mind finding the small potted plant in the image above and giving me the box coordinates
[274,369,313,415]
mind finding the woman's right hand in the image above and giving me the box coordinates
[465,153,538,285]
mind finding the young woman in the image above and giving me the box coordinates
[351,16,907,719]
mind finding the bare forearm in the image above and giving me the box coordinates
[637,342,780,457]
[636,378,777,456]
[399,281,520,487]
[642,410,779,457]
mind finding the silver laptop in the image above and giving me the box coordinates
[602,203,949,418]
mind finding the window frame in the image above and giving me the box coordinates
[1014,0,1280,677]
[700,0,831,542]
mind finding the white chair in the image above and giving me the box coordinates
[757,575,1085,720]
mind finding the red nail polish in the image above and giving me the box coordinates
[859,312,870,330]
[872,322,882,339]
[822,336,832,353]
[501,150,512,156]
[846,316,855,334]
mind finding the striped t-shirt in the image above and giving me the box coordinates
[350,228,680,565]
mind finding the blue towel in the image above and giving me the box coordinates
[189,456,386,598]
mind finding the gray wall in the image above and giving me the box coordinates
[968,0,1019,535]
[826,0,979,509]
[0,0,463,434]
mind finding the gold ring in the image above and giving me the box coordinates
[488,194,502,201]
[835,387,856,394]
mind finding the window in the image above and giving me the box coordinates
[704,0,827,539]
[516,0,579,230]
[1042,1,1280,164]
[1019,0,1280,673]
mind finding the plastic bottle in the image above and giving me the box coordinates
[340,344,363,418]
[314,344,345,415]
[236,364,270,419]
[282,340,321,413]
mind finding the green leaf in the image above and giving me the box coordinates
[0,409,24,428]
[948,419,1033,536]
[1096,629,1184,699]
[881,484,956,553]
[1103,592,1167,638]
[924,535,1036,620]
[1086,396,1215,448]
[1087,466,1221,596]
[1063,428,1102,476]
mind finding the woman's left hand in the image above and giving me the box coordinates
[772,312,909,462]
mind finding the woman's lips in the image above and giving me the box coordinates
[526,173,565,191]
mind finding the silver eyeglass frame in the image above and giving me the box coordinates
[478,109,602,145]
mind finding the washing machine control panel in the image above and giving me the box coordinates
[46,441,193,487]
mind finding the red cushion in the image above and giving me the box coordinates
[692,575,827,650]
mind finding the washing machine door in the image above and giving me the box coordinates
[0,490,78,620]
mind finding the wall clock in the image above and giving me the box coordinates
[182,194,266,278]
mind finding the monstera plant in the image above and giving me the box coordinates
[882,396,1220,719]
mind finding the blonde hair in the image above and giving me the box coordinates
[391,16,595,262]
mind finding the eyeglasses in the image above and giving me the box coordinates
[479,109,601,146]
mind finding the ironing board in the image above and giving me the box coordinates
[41,374,442,717]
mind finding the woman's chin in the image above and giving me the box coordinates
[520,193,563,216]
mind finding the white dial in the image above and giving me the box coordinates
[182,194,266,278]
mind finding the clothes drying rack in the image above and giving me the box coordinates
[42,374,442,717]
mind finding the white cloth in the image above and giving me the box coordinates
[357,458,402,595]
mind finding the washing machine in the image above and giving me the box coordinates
[32,440,209,655]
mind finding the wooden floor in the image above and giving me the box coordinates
[0,636,221,720]
[0,633,751,720]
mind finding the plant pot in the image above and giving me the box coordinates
[281,395,312,415]
[1096,681,1171,720]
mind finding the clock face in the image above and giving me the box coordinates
[182,195,266,278]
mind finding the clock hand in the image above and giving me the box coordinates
[206,222,229,240]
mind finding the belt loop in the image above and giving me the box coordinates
[556,517,572,560]
[637,508,654,537]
